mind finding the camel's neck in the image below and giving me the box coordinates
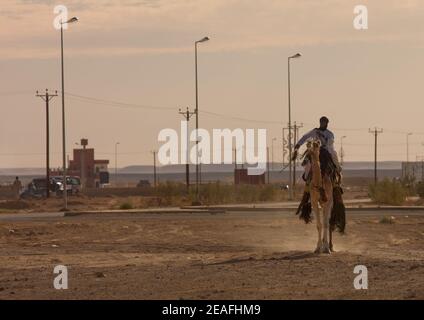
[310,152,322,186]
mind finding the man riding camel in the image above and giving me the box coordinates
[292,116,342,201]
[292,116,346,238]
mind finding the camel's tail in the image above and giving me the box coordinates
[330,186,346,233]
[296,191,312,224]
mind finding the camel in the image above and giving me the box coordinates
[306,139,335,254]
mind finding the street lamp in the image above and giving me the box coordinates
[194,36,210,204]
[60,16,78,210]
[115,142,120,186]
[287,52,302,200]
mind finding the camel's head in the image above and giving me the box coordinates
[306,139,321,159]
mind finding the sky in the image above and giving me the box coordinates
[1,0,424,168]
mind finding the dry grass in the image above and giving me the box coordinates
[369,179,408,206]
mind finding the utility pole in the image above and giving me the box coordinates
[267,147,270,184]
[179,107,195,192]
[292,122,303,197]
[422,143,424,182]
[282,127,289,171]
[271,138,277,171]
[152,150,157,188]
[115,142,120,186]
[36,89,57,198]
[406,133,413,178]
[418,155,424,182]
[369,128,383,184]
[340,136,347,167]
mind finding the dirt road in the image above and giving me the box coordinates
[0,210,423,299]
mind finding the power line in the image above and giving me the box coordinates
[4,90,424,135]
[29,92,424,135]
[66,93,175,111]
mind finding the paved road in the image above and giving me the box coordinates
[0,208,423,222]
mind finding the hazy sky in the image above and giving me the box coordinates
[1,0,424,168]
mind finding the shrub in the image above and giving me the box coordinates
[137,181,288,206]
[119,202,134,210]
[154,182,187,206]
[195,182,285,205]
[379,216,395,224]
[416,182,424,198]
[368,178,407,205]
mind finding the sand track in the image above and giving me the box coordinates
[0,211,423,299]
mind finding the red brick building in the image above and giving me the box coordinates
[67,139,110,188]
[234,168,265,185]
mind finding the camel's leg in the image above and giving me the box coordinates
[321,209,331,254]
[311,193,322,253]
[329,228,334,252]
[321,178,333,254]
[328,194,335,252]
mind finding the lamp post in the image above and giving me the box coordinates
[287,53,302,200]
[194,36,209,203]
[60,16,78,210]
[115,142,120,186]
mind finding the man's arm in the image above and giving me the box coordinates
[291,129,316,161]
[294,129,316,150]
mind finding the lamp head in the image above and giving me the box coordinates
[289,53,302,59]
[62,17,79,25]
[197,36,210,43]
[67,17,79,24]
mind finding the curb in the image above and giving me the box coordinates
[64,208,226,217]
[181,205,424,212]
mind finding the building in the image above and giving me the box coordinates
[402,161,424,182]
[234,168,265,185]
[67,139,110,188]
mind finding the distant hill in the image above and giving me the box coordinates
[0,161,403,176]
[119,161,402,174]
[0,168,45,176]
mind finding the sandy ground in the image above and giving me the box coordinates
[0,210,423,300]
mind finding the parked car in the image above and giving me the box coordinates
[20,178,54,198]
[137,180,151,188]
[53,176,81,195]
